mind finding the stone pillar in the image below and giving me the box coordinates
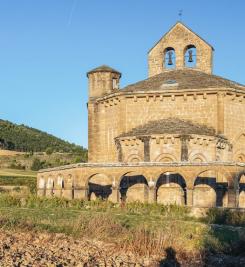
[74,187,88,200]
[180,135,190,162]
[186,188,194,206]
[53,188,62,198]
[45,188,54,198]
[37,177,45,197]
[217,93,224,135]
[109,187,119,203]
[140,136,151,162]
[115,139,123,162]
[148,187,156,203]
[227,188,239,208]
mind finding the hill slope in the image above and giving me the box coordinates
[0,119,87,154]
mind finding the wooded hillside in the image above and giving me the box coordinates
[0,119,87,155]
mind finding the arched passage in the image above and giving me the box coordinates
[156,172,186,205]
[238,173,245,208]
[193,170,228,207]
[119,172,149,203]
[88,174,112,200]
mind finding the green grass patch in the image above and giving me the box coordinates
[0,194,244,258]
[0,175,36,193]
[0,168,37,177]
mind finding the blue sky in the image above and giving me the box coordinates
[0,0,245,148]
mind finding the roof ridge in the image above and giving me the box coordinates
[148,21,214,54]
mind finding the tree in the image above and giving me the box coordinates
[46,147,54,155]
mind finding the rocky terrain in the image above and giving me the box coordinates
[0,230,161,267]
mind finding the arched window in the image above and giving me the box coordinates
[184,45,197,68]
[164,47,176,69]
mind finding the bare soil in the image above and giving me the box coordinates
[0,229,160,267]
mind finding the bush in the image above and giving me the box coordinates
[204,208,245,226]
[45,147,54,155]
[31,158,45,171]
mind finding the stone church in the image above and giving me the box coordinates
[37,22,245,208]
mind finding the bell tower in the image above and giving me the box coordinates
[148,22,214,77]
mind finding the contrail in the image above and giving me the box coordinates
[67,0,78,27]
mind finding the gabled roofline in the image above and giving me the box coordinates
[148,21,214,54]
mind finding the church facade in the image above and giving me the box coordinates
[37,22,245,208]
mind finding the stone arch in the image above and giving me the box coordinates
[238,173,245,208]
[193,170,228,207]
[87,173,112,200]
[46,176,54,189]
[57,174,64,189]
[61,174,74,199]
[126,154,143,163]
[119,171,149,203]
[156,172,187,205]
[184,44,197,68]
[163,47,176,69]
[154,153,177,163]
[189,153,207,163]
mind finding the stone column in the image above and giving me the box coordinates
[74,186,88,200]
[180,135,190,162]
[37,177,45,197]
[115,139,123,162]
[148,187,156,203]
[140,136,151,162]
[217,93,224,135]
[227,188,239,208]
[186,188,194,206]
[109,187,119,203]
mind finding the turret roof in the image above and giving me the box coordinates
[87,65,121,77]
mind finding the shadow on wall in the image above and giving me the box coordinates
[88,182,112,200]
[120,175,148,202]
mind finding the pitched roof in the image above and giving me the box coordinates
[148,21,214,54]
[117,118,216,138]
[87,65,121,77]
[121,69,245,92]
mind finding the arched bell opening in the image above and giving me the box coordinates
[163,47,176,69]
[184,44,197,68]
[88,174,112,201]
[156,172,186,205]
[119,174,149,203]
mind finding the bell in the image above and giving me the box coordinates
[167,51,173,65]
[188,50,193,62]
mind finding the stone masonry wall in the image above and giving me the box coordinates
[148,22,213,77]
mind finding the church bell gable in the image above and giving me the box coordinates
[148,22,214,77]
